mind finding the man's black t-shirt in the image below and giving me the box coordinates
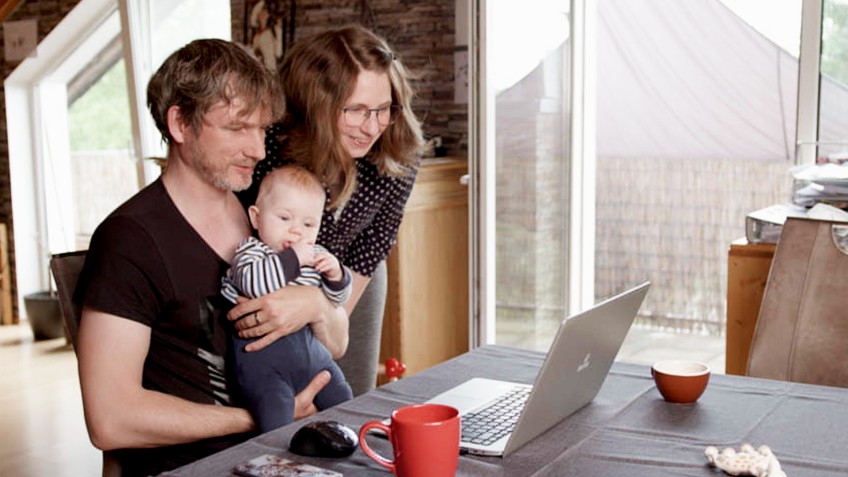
[75,179,251,476]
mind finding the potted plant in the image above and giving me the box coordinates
[23,265,63,341]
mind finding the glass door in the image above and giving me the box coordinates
[471,0,587,350]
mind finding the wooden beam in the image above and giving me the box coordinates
[0,0,24,23]
[0,223,13,325]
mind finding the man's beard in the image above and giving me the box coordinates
[191,142,253,192]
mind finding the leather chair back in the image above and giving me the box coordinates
[747,217,848,387]
[50,251,86,349]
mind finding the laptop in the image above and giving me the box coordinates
[426,281,650,457]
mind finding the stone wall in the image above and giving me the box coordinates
[0,0,84,322]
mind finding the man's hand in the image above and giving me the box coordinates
[294,370,331,420]
[227,287,348,357]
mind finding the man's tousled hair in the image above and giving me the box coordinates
[147,39,283,144]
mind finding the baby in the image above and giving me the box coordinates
[221,164,353,433]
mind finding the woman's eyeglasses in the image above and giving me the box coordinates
[341,104,403,127]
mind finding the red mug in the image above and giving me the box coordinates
[359,404,460,477]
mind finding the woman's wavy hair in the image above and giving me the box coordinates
[147,39,283,145]
[276,25,425,207]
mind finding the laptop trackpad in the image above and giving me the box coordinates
[426,378,526,414]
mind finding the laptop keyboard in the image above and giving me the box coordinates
[461,385,531,446]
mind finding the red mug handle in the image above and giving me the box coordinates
[359,421,396,473]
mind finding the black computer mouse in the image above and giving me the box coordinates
[289,420,358,458]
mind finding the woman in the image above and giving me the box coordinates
[238,24,425,396]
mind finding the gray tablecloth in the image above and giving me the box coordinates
[161,345,848,476]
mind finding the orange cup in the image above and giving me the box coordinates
[359,404,460,477]
[651,360,711,404]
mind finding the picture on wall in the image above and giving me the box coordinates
[244,0,296,71]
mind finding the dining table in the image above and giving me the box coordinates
[160,344,848,476]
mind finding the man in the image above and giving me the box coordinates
[74,39,348,477]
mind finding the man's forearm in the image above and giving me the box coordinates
[77,309,255,451]
[89,388,254,450]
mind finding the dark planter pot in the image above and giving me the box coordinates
[24,291,64,340]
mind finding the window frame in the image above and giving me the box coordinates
[797,0,824,164]
[118,0,167,187]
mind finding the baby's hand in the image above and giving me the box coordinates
[289,242,315,267]
[314,251,343,282]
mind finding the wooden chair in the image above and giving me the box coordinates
[747,218,848,387]
[50,251,121,477]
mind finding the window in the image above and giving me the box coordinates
[472,0,839,351]
[490,1,572,349]
[594,0,801,335]
[470,0,590,348]
[66,44,136,249]
[816,0,848,159]
[6,0,230,317]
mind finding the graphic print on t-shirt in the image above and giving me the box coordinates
[199,295,234,405]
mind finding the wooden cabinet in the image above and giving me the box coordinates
[379,158,469,382]
[725,238,775,375]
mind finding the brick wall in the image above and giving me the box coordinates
[230,0,467,155]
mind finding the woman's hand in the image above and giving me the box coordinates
[227,286,349,356]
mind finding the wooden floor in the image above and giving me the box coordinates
[0,324,101,477]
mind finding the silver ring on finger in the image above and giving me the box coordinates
[254,312,261,326]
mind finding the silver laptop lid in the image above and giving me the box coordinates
[503,281,650,455]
